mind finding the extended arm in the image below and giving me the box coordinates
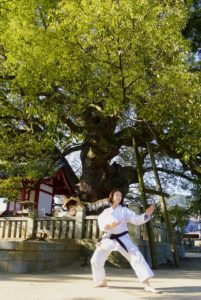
[126,204,155,226]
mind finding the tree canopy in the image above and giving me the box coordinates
[0,0,201,200]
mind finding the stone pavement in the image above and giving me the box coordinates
[0,253,200,300]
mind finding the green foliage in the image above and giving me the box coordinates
[0,176,22,200]
[168,205,190,229]
[0,0,201,197]
[183,0,201,53]
[189,182,201,214]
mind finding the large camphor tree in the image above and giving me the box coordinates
[0,0,201,202]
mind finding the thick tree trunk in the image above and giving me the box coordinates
[75,110,141,201]
[147,142,180,267]
[78,142,138,201]
[133,138,158,269]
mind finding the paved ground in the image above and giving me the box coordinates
[0,253,201,300]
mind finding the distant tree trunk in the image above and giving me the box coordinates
[147,142,180,267]
[133,138,158,269]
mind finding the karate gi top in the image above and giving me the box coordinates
[98,205,151,235]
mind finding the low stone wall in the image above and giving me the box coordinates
[0,239,81,273]
[0,238,183,273]
[79,238,174,268]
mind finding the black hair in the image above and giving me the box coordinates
[109,189,125,206]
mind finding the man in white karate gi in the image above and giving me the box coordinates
[90,189,159,293]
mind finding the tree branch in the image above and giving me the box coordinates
[113,124,153,147]
[65,118,84,134]
[63,144,85,156]
[0,75,15,80]
[75,40,120,69]
[144,166,196,182]
[144,188,169,198]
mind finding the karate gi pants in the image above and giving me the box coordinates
[90,235,154,285]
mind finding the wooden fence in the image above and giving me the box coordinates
[84,215,101,239]
[0,206,176,243]
[35,217,76,239]
[0,217,28,239]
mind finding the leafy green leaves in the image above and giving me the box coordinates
[0,0,201,198]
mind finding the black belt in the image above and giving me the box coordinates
[110,231,129,252]
[98,230,129,252]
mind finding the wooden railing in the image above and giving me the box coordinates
[84,216,101,239]
[34,217,76,239]
[0,217,28,239]
[0,207,180,244]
